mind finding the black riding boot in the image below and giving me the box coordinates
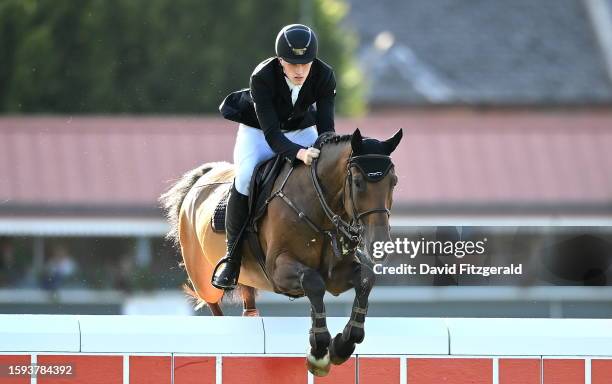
[211,183,249,290]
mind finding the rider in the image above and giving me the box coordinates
[211,24,337,290]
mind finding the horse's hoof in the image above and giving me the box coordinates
[306,350,331,377]
[329,333,355,365]
[242,308,260,317]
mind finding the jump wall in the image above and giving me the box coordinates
[1,315,612,383]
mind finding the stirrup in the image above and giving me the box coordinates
[211,256,240,290]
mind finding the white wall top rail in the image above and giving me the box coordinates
[1,315,611,356]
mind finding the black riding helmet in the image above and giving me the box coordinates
[275,24,318,64]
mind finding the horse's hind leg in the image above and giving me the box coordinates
[329,260,375,365]
[179,215,225,315]
[208,302,223,316]
[272,253,331,376]
[240,285,259,317]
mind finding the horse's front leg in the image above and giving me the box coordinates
[329,260,375,365]
[272,253,332,376]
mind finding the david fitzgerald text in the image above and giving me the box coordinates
[373,263,523,277]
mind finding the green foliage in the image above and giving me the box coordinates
[0,0,363,115]
[311,0,365,116]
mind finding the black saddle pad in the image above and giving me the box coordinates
[211,188,230,233]
[211,155,286,232]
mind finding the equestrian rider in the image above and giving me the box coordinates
[211,24,337,290]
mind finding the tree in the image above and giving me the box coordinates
[0,0,364,115]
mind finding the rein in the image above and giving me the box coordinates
[310,156,361,243]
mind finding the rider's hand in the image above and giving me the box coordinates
[296,147,320,165]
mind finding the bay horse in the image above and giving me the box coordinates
[160,128,402,376]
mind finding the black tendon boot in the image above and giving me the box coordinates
[211,183,250,290]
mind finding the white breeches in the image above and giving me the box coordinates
[233,123,318,195]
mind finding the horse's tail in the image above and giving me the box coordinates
[182,282,208,311]
[159,163,217,246]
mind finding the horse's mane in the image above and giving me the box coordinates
[313,132,353,150]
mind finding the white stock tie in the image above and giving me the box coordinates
[285,76,302,106]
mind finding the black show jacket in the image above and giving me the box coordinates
[219,57,336,161]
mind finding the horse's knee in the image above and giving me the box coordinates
[354,263,375,294]
[301,269,326,299]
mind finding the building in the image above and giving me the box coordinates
[1,113,611,316]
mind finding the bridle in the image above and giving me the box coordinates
[309,153,393,246]
[268,148,394,274]
[344,154,393,223]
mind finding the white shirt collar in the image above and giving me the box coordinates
[284,76,302,105]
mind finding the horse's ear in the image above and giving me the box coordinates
[351,128,363,154]
[383,128,403,154]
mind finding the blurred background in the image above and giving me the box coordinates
[1,0,612,317]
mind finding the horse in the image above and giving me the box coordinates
[159,128,402,376]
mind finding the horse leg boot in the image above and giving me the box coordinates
[330,261,375,365]
[271,254,331,376]
[211,183,249,290]
[301,268,332,377]
[240,285,260,317]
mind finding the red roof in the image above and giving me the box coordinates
[1,111,611,214]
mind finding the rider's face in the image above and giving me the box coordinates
[279,58,312,85]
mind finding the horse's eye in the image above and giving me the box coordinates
[354,177,364,190]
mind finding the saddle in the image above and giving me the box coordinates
[212,133,335,232]
[211,155,287,233]
[211,156,287,281]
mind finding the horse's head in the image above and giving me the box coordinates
[345,128,403,261]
